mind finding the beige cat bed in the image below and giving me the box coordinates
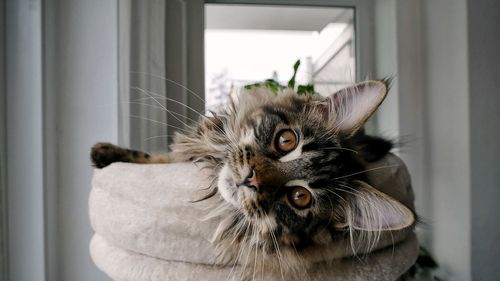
[89,154,418,281]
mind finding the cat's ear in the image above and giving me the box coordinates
[335,180,414,231]
[325,80,388,136]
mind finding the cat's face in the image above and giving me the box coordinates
[217,93,348,250]
[214,82,414,261]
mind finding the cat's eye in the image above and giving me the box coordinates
[287,186,312,209]
[275,129,298,153]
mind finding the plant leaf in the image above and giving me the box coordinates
[297,84,315,95]
[287,59,301,89]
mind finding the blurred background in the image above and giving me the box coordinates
[1,0,499,280]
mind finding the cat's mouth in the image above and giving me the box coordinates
[217,163,266,215]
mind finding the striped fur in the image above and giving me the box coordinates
[91,81,414,280]
[169,83,415,280]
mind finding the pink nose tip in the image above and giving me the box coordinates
[241,169,259,191]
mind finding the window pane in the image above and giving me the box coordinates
[205,4,355,112]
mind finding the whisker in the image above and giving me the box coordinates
[143,134,176,141]
[131,86,205,120]
[130,99,200,124]
[129,115,190,133]
[225,222,249,281]
[239,225,254,281]
[321,189,349,206]
[319,146,358,154]
[131,86,240,146]
[332,165,399,180]
[130,71,206,103]
[128,101,196,133]
[132,87,196,131]
[265,216,285,281]
[261,242,265,281]
[252,223,258,281]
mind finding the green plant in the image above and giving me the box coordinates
[244,59,317,96]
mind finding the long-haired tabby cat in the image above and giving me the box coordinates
[91,80,415,280]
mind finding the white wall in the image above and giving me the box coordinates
[0,0,7,279]
[4,0,121,280]
[44,0,118,281]
[374,0,427,245]
[6,1,46,281]
[49,1,118,280]
[374,0,399,138]
[374,1,499,280]
[421,1,471,280]
[467,0,500,279]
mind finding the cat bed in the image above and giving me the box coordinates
[89,154,418,281]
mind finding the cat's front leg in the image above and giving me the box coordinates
[91,142,170,168]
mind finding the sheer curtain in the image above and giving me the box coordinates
[0,1,7,280]
[118,0,205,154]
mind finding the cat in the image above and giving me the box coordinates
[91,80,415,280]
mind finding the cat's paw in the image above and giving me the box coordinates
[91,142,130,168]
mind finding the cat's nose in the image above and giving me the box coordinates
[239,169,259,191]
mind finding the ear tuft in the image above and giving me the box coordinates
[327,80,388,136]
[337,180,414,231]
[381,76,394,91]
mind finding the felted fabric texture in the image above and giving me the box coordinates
[89,154,418,281]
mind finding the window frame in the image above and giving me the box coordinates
[128,0,376,149]
[204,0,375,82]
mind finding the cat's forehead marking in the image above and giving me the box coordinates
[240,127,255,145]
[247,108,265,125]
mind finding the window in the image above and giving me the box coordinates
[119,1,375,151]
[205,4,355,112]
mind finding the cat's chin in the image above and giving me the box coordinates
[217,163,239,207]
